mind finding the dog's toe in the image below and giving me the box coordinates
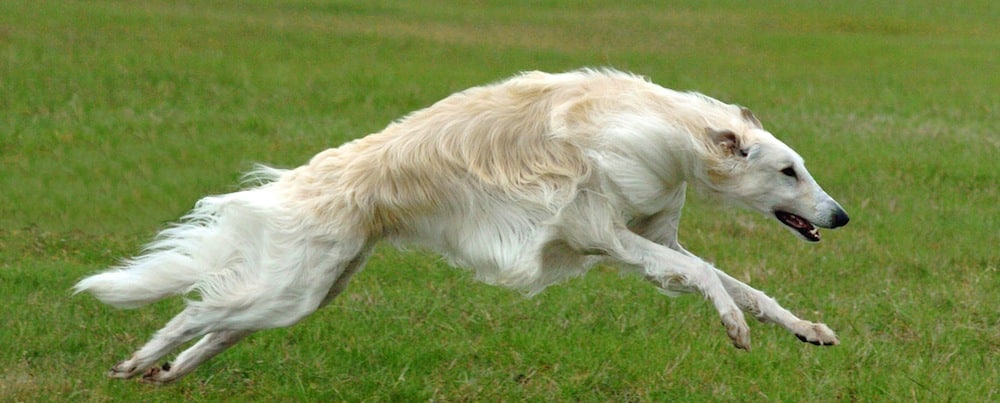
[142,363,170,385]
[721,311,751,351]
[794,322,839,346]
[795,334,826,346]
[108,361,141,379]
[140,363,175,385]
[143,366,161,378]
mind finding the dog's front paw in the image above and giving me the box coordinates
[721,310,751,350]
[794,322,839,346]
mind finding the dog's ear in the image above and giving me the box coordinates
[708,128,748,158]
[740,107,763,129]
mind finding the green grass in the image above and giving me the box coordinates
[2,0,997,400]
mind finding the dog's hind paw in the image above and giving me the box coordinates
[140,362,175,385]
[794,322,839,346]
[108,361,142,379]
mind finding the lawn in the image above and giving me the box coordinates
[1,0,996,400]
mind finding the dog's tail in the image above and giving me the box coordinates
[74,166,291,309]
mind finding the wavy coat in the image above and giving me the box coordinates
[76,68,849,384]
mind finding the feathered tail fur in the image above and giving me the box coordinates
[73,165,289,309]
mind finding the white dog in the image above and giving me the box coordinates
[75,68,849,384]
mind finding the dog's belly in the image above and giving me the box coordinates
[388,203,599,294]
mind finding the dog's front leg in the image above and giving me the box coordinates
[612,229,751,350]
[629,210,838,346]
[712,269,839,346]
[667,242,839,345]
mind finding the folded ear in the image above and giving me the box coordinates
[707,128,747,157]
[740,107,763,129]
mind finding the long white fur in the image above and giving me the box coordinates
[74,68,848,384]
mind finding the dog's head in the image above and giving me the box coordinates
[702,108,849,242]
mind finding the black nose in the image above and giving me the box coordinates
[831,208,850,228]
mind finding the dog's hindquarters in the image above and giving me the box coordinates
[77,167,379,382]
[116,233,374,384]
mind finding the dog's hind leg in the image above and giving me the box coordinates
[712,269,839,346]
[134,240,373,384]
[108,308,210,379]
[318,245,373,308]
[140,330,253,384]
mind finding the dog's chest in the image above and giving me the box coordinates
[604,173,687,219]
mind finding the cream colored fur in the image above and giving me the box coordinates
[75,68,848,384]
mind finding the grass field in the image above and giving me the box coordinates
[1,0,997,400]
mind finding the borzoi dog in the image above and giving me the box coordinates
[75,68,849,384]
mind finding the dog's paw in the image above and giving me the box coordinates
[721,310,751,351]
[108,361,142,379]
[794,322,839,346]
[140,362,175,385]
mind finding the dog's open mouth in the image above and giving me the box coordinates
[775,211,820,242]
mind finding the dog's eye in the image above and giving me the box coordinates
[781,167,797,178]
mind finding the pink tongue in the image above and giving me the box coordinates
[789,215,809,229]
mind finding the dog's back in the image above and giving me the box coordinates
[282,69,693,231]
